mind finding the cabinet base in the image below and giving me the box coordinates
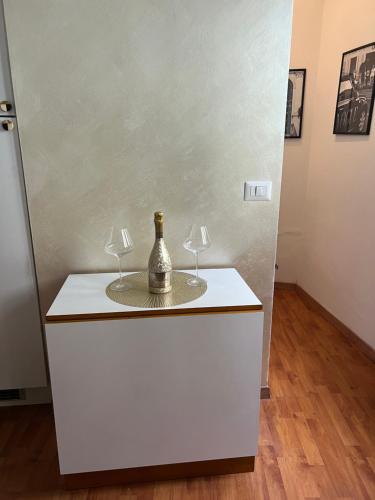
[62,456,255,489]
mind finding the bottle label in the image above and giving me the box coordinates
[149,271,172,294]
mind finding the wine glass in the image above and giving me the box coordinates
[183,225,211,286]
[105,226,134,291]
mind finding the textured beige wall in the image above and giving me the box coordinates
[4,0,292,385]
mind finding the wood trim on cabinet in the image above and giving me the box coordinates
[62,456,255,489]
[46,304,263,323]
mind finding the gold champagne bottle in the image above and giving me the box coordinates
[148,211,172,294]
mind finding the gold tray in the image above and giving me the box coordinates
[106,271,207,308]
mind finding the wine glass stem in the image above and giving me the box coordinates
[117,256,123,283]
[195,252,199,281]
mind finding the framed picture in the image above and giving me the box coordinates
[333,42,375,135]
[285,69,306,139]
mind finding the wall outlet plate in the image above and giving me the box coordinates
[244,181,272,201]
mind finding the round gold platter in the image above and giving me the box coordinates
[106,271,207,309]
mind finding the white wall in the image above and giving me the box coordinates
[276,0,324,283]
[300,0,375,349]
[3,0,293,386]
[278,0,375,350]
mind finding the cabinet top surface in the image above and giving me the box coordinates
[46,268,262,322]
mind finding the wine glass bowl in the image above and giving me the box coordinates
[183,225,211,286]
[105,226,134,291]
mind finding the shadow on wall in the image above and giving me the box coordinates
[1,290,45,384]
[233,248,275,387]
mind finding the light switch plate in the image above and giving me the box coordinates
[244,181,272,201]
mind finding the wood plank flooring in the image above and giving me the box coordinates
[0,288,374,499]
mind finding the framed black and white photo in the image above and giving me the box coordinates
[285,69,306,139]
[333,42,375,135]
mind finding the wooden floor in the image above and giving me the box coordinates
[0,288,374,499]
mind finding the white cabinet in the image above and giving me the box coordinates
[45,268,263,486]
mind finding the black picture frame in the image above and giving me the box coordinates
[285,68,306,139]
[333,42,375,135]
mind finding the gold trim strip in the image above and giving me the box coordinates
[45,304,263,324]
[62,456,255,489]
